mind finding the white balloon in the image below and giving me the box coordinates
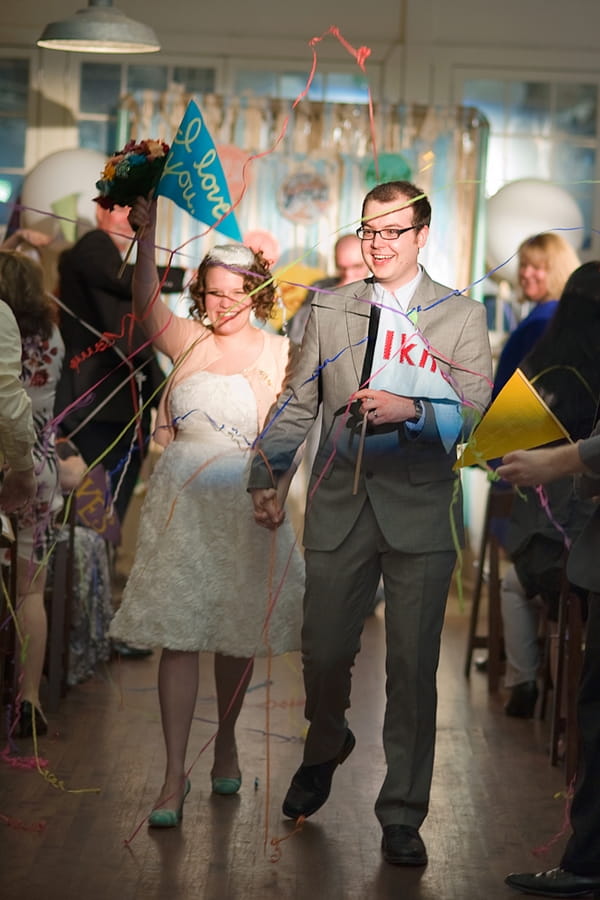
[486,178,584,283]
[20,148,107,240]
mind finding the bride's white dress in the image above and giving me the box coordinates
[110,371,304,656]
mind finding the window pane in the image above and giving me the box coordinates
[483,135,506,196]
[504,135,552,181]
[280,71,323,100]
[0,59,29,113]
[0,118,27,168]
[506,82,551,135]
[324,72,369,103]
[555,84,597,136]
[234,70,277,96]
[78,119,117,156]
[553,143,595,249]
[0,173,23,226]
[127,65,168,93]
[80,62,121,114]
[173,67,215,94]
[462,79,506,131]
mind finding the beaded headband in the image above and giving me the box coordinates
[206,244,256,269]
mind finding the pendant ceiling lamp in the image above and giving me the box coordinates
[37,0,160,54]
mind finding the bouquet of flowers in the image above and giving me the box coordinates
[94,138,170,210]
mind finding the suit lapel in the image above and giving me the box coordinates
[343,279,374,385]
[341,272,453,386]
[409,271,453,331]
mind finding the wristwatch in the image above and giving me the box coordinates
[408,399,424,423]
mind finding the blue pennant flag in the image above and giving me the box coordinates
[156,99,243,242]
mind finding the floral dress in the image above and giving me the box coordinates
[15,324,65,562]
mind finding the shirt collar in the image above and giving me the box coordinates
[373,265,423,312]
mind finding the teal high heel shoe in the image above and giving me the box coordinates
[148,778,191,828]
[211,775,241,795]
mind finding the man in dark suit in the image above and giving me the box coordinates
[499,431,600,898]
[248,180,492,865]
[55,203,164,525]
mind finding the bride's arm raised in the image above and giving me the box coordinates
[128,195,178,357]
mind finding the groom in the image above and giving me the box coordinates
[248,180,492,865]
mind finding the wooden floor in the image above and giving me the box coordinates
[1,574,570,900]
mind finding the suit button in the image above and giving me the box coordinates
[365,470,373,479]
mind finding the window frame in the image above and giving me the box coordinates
[453,65,600,259]
[225,57,382,104]
[74,54,224,154]
[0,49,34,230]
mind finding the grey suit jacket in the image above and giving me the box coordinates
[249,270,492,553]
[568,423,600,592]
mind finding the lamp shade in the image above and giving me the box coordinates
[37,0,160,54]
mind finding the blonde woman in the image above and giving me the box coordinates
[492,232,580,398]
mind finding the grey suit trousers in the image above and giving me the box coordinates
[301,499,455,829]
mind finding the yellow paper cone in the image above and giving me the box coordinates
[273,261,326,332]
[455,368,571,469]
[277,262,327,316]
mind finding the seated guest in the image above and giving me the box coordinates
[498,429,600,898]
[492,232,580,399]
[500,262,600,717]
[473,233,581,679]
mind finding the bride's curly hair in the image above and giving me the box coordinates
[189,246,276,322]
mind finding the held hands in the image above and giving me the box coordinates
[251,488,286,530]
[353,388,418,425]
[0,467,37,514]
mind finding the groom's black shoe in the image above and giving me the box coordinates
[381,825,428,867]
[282,729,355,819]
[505,867,600,897]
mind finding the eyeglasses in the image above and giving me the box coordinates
[356,226,416,241]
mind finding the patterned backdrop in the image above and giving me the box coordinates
[123,89,489,310]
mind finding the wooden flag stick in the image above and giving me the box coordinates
[352,412,369,495]
[118,225,145,278]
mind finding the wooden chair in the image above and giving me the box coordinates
[44,497,76,713]
[548,573,586,784]
[464,482,514,692]
[537,605,554,722]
